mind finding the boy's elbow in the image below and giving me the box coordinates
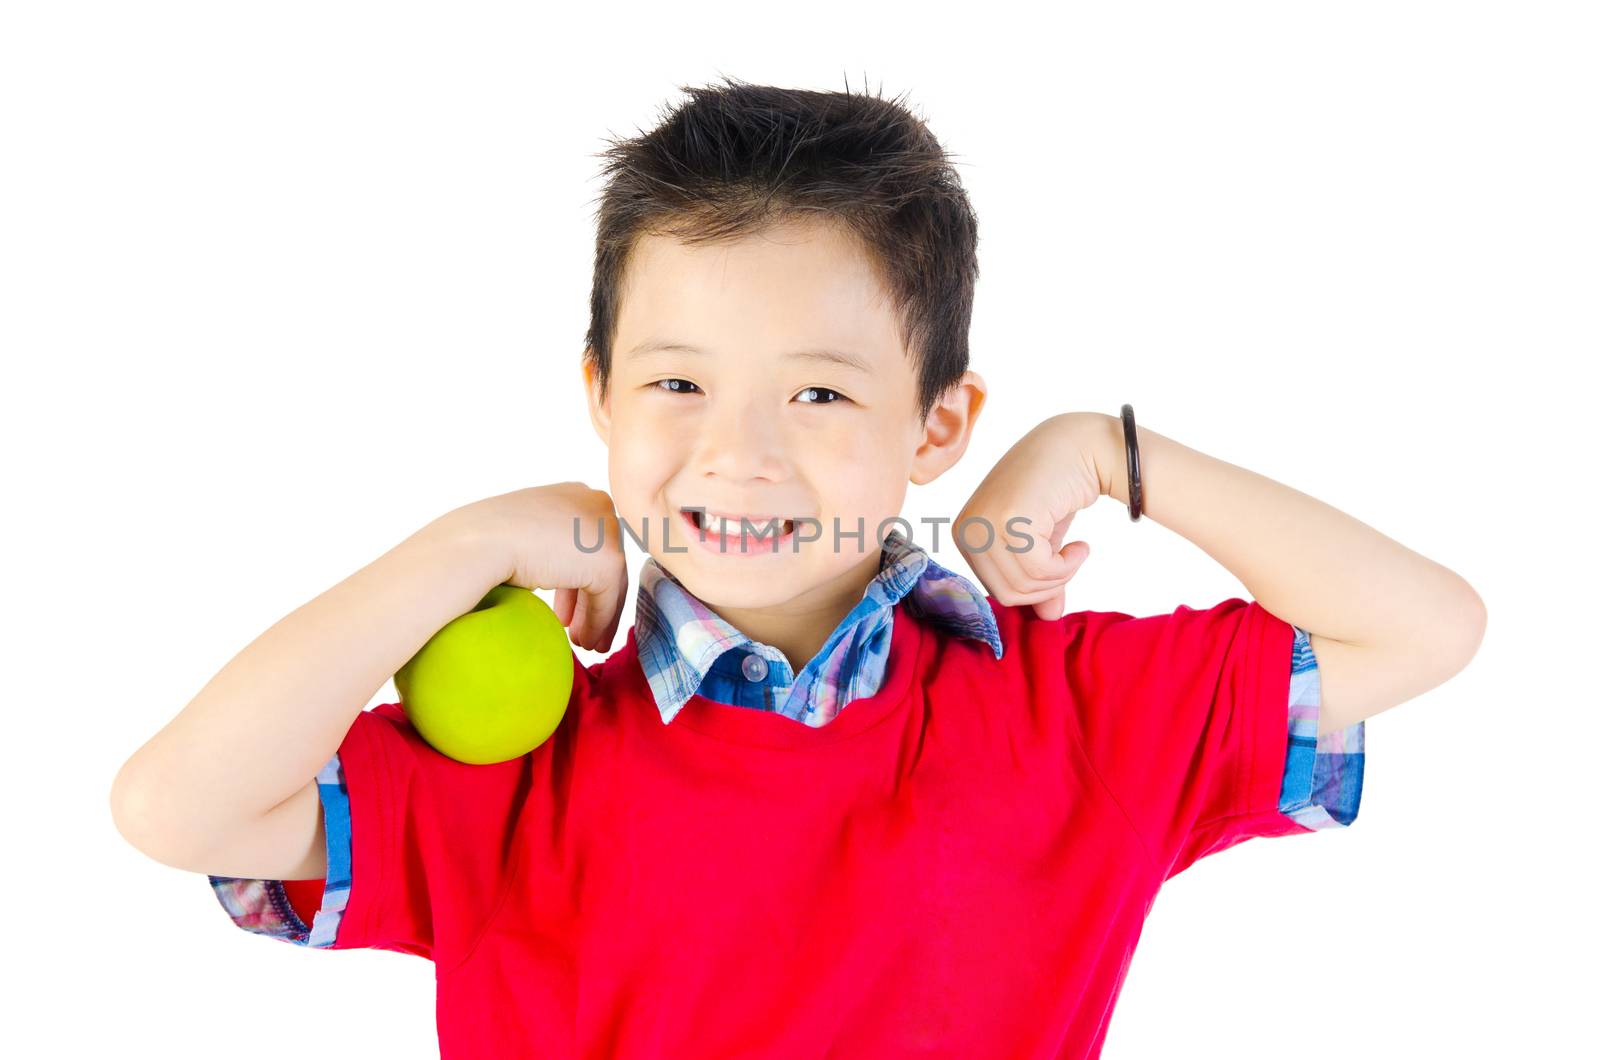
[110,758,161,857]
[110,757,201,870]
[1448,580,1488,668]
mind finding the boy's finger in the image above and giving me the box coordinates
[575,563,627,653]
[1033,590,1067,623]
[1005,580,1072,606]
[591,568,629,652]
[1016,519,1080,584]
[566,589,591,648]
[552,587,577,627]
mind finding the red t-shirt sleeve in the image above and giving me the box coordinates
[1060,597,1305,879]
[328,701,535,963]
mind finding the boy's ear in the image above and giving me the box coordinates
[583,354,611,446]
[909,370,987,486]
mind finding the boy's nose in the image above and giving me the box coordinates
[691,402,789,481]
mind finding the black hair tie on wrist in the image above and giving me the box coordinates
[1121,403,1142,522]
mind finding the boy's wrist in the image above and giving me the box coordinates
[411,508,516,587]
[1051,412,1124,501]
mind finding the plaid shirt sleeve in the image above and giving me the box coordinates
[207,751,354,948]
[1277,625,1365,828]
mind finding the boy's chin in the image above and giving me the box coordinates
[659,562,807,609]
[659,549,881,613]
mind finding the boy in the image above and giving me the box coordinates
[111,78,1486,1058]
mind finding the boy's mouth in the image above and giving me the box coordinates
[681,508,798,538]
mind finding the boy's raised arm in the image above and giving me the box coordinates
[109,508,511,874]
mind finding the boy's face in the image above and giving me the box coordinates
[584,216,983,655]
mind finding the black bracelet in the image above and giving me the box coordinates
[1121,403,1142,522]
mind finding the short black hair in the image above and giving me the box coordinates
[583,75,979,424]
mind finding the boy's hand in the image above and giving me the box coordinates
[444,481,628,652]
[953,414,1104,622]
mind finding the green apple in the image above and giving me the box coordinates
[394,584,574,764]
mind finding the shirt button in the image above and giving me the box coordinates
[741,653,769,681]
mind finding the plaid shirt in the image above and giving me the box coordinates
[210,528,1364,945]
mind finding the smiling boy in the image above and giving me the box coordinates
[112,78,1486,1058]
[595,208,969,682]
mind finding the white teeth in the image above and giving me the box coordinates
[693,512,792,537]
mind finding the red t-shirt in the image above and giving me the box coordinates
[297,595,1307,1058]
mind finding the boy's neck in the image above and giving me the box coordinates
[693,546,886,674]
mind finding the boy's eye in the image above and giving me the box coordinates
[795,386,846,405]
[651,379,848,405]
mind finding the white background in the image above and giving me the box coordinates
[5,2,1595,1057]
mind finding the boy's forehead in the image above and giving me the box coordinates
[616,223,905,363]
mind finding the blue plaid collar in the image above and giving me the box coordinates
[633,528,1004,726]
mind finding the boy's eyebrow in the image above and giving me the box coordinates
[626,340,873,374]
